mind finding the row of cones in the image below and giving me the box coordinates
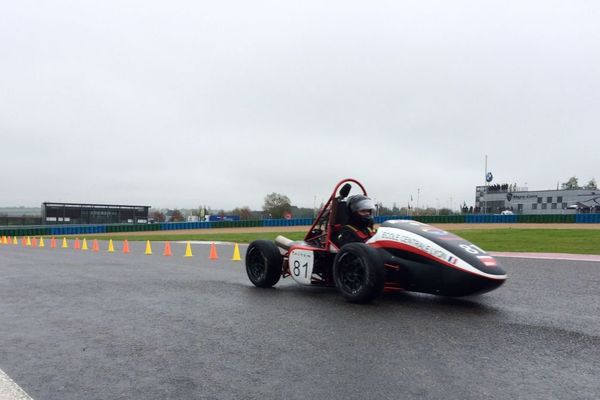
[0,235,242,261]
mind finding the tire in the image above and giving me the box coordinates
[245,240,283,288]
[333,243,385,303]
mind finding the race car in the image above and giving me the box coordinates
[245,179,507,303]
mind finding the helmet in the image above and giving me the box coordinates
[347,195,375,213]
[347,195,375,227]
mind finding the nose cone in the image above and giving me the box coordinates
[473,255,507,277]
[440,271,506,297]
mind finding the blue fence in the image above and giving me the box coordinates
[576,214,600,223]
[466,215,518,223]
[2,214,600,237]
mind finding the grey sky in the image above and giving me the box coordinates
[1,1,598,211]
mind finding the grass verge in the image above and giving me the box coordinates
[86,228,600,255]
[448,228,600,254]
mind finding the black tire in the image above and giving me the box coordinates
[333,243,385,303]
[245,240,283,288]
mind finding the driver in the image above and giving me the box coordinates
[336,194,376,246]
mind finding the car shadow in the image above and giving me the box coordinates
[378,290,502,315]
[240,282,501,317]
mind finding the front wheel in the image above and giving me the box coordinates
[245,240,283,288]
[333,243,385,303]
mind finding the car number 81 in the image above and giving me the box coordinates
[288,249,315,285]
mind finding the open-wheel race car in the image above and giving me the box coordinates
[245,179,507,303]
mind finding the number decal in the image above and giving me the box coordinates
[292,260,309,278]
[459,244,486,254]
[289,249,315,285]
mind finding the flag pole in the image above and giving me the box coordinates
[484,155,488,214]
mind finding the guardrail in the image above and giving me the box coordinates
[1,214,599,237]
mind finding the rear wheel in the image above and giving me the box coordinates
[245,240,283,287]
[333,243,384,303]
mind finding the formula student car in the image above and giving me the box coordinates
[245,179,507,303]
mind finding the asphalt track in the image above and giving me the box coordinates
[0,242,599,400]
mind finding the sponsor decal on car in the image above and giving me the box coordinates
[378,229,448,260]
[477,255,498,267]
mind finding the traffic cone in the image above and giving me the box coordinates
[184,241,193,257]
[62,237,68,248]
[50,237,57,248]
[108,239,115,253]
[31,237,38,247]
[123,240,130,254]
[231,243,241,261]
[13,236,18,245]
[39,237,45,248]
[145,240,152,255]
[74,238,81,250]
[92,239,99,252]
[81,238,89,251]
[25,237,31,246]
[1,236,6,245]
[163,241,173,256]
[209,242,218,260]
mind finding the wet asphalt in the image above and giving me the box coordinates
[0,242,599,400]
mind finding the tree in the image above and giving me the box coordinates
[231,206,253,220]
[169,209,184,222]
[586,178,597,190]
[562,177,580,190]
[150,210,166,222]
[263,193,292,219]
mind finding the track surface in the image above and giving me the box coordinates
[1,243,599,400]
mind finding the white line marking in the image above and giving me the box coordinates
[0,368,34,400]
[491,252,600,262]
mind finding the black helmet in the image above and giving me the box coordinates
[347,195,375,227]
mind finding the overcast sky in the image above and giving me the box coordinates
[1,1,598,211]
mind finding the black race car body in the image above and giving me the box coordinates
[245,179,506,302]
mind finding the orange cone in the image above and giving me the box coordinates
[92,239,99,252]
[31,237,38,247]
[163,241,173,256]
[209,242,218,260]
[123,240,130,254]
[22,237,28,246]
[50,237,57,248]
[74,238,81,250]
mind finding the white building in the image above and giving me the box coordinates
[475,186,600,215]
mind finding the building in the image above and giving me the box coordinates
[475,186,600,215]
[42,202,150,225]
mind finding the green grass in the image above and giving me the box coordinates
[85,228,600,255]
[447,229,600,254]
[87,232,308,244]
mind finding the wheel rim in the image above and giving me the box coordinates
[337,252,366,294]
[246,247,266,282]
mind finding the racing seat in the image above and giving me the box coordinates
[333,200,349,226]
[330,199,350,248]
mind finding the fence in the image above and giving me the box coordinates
[1,214,599,237]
